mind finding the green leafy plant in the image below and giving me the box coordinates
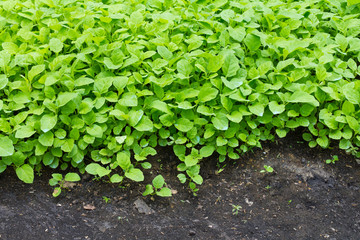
[326,155,339,164]
[0,0,359,198]
[232,204,242,215]
[102,196,111,204]
[143,175,172,197]
[49,173,81,197]
[260,165,274,173]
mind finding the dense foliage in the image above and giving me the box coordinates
[0,0,359,196]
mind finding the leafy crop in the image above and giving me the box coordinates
[0,0,359,196]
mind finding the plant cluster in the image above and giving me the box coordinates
[0,0,359,196]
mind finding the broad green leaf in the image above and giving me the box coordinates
[198,86,218,102]
[288,91,319,107]
[244,34,261,51]
[228,27,246,42]
[125,168,144,182]
[40,114,57,132]
[143,184,154,196]
[56,92,77,107]
[0,136,14,157]
[15,126,36,139]
[212,113,228,131]
[175,118,194,132]
[156,187,172,197]
[49,38,63,53]
[269,101,285,115]
[134,116,153,132]
[0,75,9,90]
[342,82,360,104]
[16,164,34,184]
[249,103,264,116]
[222,53,240,78]
[119,92,138,107]
[200,145,215,158]
[28,65,45,82]
[157,46,173,60]
[110,174,123,183]
[38,131,54,147]
[152,175,165,189]
[64,173,81,182]
[177,59,193,77]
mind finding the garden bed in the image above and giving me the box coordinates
[1,132,359,240]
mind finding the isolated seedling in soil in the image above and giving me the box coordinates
[326,155,339,164]
[143,175,172,197]
[102,196,111,203]
[49,173,81,197]
[232,204,242,215]
[260,165,274,173]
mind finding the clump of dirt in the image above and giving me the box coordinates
[0,132,359,240]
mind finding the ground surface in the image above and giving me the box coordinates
[0,132,359,240]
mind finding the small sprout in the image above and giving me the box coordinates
[265,185,271,189]
[260,165,274,173]
[232,204,242,215]
[325,155,339,164]
[102,196,111,203]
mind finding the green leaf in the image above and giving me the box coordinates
[269,101,285,115]
[125,168,144,182]
[175,118,194,132]
[288,91,319,107]
[39,132,54,147]
[346,115,359,132]
[56,92,77,107]
[49,38,63,53]
[342,82,360,104]
[200,145,215,158]
[117,152,131,171]
[198,86,218,102]
[15,126,36,139]
[143,184,154,196]
[152,175,165,189]
[119,92,138,107]
[177,59,193,77]
[0,136,14,157]
[228,27,246,42]
[40,114,57,133]
[85,163,101,175]
[156,187,172,197]
[86,124,103,138]
[177,173,187,183]
[28,65,45,82]
[222,53,240,78]
[64,173,81,182]
[134,116,153,132]
[212,113,228,131]
[249,103,264,116]
[15,164,34,184]
[0,74,9,90]
[157,46,173,60]
[244,34,261,51]
[110,174,123,183]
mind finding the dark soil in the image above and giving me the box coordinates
[0,132,359,240]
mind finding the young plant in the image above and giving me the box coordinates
[102,196,111,203]
[49,173,81,197]
[232,204,242,215]
[260,165,274,173]
[143,175,172,197]
[326,155,339,164]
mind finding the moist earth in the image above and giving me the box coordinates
[0,132,359,240]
